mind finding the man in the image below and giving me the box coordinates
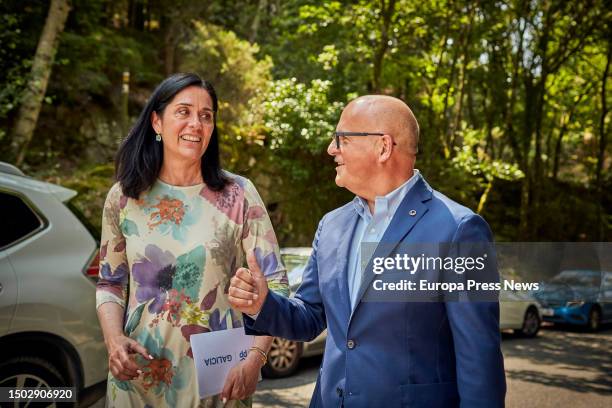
[229,95,506,407]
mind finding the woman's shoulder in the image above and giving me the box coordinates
[104,181,129,208]
[222,170,251,189]
[221,170,261,195]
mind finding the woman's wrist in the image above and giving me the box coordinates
[246,349,267,368]
[104,332,126,348]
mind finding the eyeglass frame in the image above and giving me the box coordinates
[333,131,397,149]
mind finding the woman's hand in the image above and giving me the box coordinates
[220,353,264,403]
[107,334,152,381]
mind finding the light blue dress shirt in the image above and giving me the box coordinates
[347,170,421,309]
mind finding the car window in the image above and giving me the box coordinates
[551,270,601,287]
[603,272,612,298]
[281,254,309,274]
[0,191,44,249]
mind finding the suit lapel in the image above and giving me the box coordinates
[331,206,358,325]
[351,177,433,317]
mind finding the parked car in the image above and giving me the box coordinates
[534,269,612,331]
[262,248,325,378]
[0,162,107,406]
[263,247,542,378]
[499,289,542,337]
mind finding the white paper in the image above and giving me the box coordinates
[190,327,255,399]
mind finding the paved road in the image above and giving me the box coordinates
[253,325,612,408]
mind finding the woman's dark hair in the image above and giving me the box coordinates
[115,72,229,198]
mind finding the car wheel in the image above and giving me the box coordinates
[517,307,540,338]
[0,356,72,407]
[261,337,303,378]
[587,306,601,332]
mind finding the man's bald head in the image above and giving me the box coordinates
[342,95,419,155]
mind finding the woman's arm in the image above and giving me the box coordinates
[97,302,151,381]
[96,184,151,381]
[220,335,272,402]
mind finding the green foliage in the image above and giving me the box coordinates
[179,21,273,126]
[1,0,610,242]
[241,78,350,244]
[452,128,524,182]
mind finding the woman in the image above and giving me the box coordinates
[96,73,288,407]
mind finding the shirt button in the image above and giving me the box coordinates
[370,228,375,233]
[347,339,356,349]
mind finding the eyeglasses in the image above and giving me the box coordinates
[333,131,397,149]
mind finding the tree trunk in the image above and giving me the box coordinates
[552,85,592,180]
[370,0,396,92]
[12,0,71,166]
[164,24,177,76]
[595,39,611,240]
[249,0,267,43]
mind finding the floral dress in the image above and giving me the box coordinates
[96,172,289,408]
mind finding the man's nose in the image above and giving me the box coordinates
[327,138,338,156]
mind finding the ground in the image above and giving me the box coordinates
[252,324,612,408]
[90,325,611,407]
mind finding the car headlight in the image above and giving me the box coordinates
[566,300,585,307]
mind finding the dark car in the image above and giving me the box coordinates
[534,270,612,331]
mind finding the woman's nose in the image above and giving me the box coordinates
[189,114,203,129]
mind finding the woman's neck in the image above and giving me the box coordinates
[158,160,204,186]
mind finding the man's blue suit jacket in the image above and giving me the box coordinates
[244,175,506,407]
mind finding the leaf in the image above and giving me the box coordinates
[181,324,210,340]
[124,303,145,335]
[114,239,126,252]
[200,284,219,310]
[247,205,266,220]
[120,219,139,236]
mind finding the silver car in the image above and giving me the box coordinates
[0,162,108,406]
[263,247,326,378]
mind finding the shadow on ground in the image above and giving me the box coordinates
[502,324,612,396]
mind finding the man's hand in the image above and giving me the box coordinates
[228,250,269,315]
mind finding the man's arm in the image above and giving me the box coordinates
[230,219,327,342]
[445,214,506,407]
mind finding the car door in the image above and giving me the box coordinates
[0,189,46,334]
[600,271,612,322]
[499,290,525,329]
[0,251,17,334]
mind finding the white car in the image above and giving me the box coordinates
[264,247,542,378]
[499,289,542,337]
[0,162,108,406]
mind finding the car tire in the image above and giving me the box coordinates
[587,306,601,332]
[516,306,540,338]
[0,356,73,407]
[261,338,303,378]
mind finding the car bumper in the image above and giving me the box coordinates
[542,304,590,325]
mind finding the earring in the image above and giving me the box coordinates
[155,133,162,142]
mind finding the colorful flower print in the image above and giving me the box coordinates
[132,245,176,314]
[134,328,191,406]
[200,182,244,223]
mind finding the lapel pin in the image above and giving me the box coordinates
[409,209,417,216]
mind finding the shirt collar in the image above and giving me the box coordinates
[352,169,421,220]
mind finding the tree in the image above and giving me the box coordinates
[11,0,71,165]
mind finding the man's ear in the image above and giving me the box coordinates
[151,111,162,134]
[378,135,394,162]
